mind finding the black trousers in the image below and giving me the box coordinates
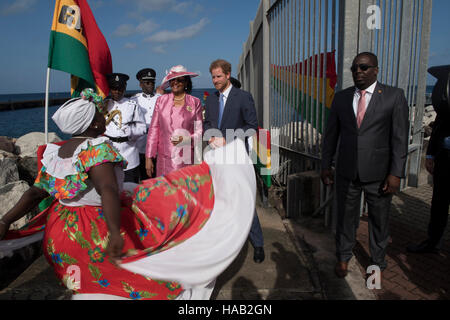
[124,166,140,184]
[427,150,450,248]
[336,176,393,270]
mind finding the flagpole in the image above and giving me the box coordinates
[44,67,50,144]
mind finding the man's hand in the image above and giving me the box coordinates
[382,174,401,194]
[425,158,434,175]
[320,168,335,185]
[208,137,226,149]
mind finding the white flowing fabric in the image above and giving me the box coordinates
[118,138,256,299]
[0,232,44,259]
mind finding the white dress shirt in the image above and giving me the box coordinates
[131,92,161,154]
[352,81,377,117]
[220,83,234,109]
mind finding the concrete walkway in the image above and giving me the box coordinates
[0,182,447,300]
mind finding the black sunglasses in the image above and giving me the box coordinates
[350,64,377,72]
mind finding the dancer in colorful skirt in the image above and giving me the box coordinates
[0,89,256,300]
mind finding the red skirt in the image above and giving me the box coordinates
[5,162,215,300]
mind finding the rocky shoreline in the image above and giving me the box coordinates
[0,132,62,291]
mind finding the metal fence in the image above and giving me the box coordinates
[238,0,432,186]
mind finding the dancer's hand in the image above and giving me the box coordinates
[106,232,124,266]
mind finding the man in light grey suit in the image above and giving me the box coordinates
[321,52,409,278]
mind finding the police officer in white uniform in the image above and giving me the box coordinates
[131,68,161,180]
[104,73,146,183]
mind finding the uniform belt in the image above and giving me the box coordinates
[106,136,129,143]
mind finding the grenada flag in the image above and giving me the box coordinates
[252,127,272,188]
[48,0,112,98]
[271,51,337,133]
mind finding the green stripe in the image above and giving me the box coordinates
[271,77,330,134]
[253,155,272,188]
[48,31,95,86]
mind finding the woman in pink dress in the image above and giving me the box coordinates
[145,65,203,178]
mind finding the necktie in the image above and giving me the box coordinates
[356,90,366,128]
[218,93,225,127]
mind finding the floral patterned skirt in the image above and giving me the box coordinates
[5,162,215,300]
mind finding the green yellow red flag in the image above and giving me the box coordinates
[48,0,112,98]
[271,51,337,133]
[252,127,272,188]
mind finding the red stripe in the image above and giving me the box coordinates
[272,51,337,90]
[257,126,271,151]
[77,0,112,96]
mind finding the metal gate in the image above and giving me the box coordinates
[237,0,433,223]
[238,0,432,186]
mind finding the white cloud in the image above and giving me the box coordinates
[120,0,202,15]
[125,42,137,49]
[144,18,209,43]
[113,19,159,37]
[113,24,136,37]
[1,0,36,15]
[171,2,191,14]
[152,45,167,54]
[136,20,159,34]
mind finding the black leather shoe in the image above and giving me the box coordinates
[406,240,439,254]
[253,247,265,263]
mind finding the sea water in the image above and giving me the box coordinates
[0,89,217,139]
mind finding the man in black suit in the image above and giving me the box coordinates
[321,52,409,277]
[407,65,450,254]
[204,59,265,263]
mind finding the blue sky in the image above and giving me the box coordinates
[0,0,448,94]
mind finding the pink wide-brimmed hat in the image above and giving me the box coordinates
[160,65,199,89]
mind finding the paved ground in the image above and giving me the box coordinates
[0,182,448,300]
[354,184,450,300]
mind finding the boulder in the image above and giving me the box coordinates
[17,157,39,186]
[0,157,19,187]
[0,181,38,230]
[15,132,61,158]
[0,150,19,161]
[0,136,16,154]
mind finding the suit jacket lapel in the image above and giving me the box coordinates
[359,82,382,130]
[219,86,237,130]
[210,91,220,128]
[343,87,357,128]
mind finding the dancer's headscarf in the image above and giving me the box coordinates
[52,89,104,135]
